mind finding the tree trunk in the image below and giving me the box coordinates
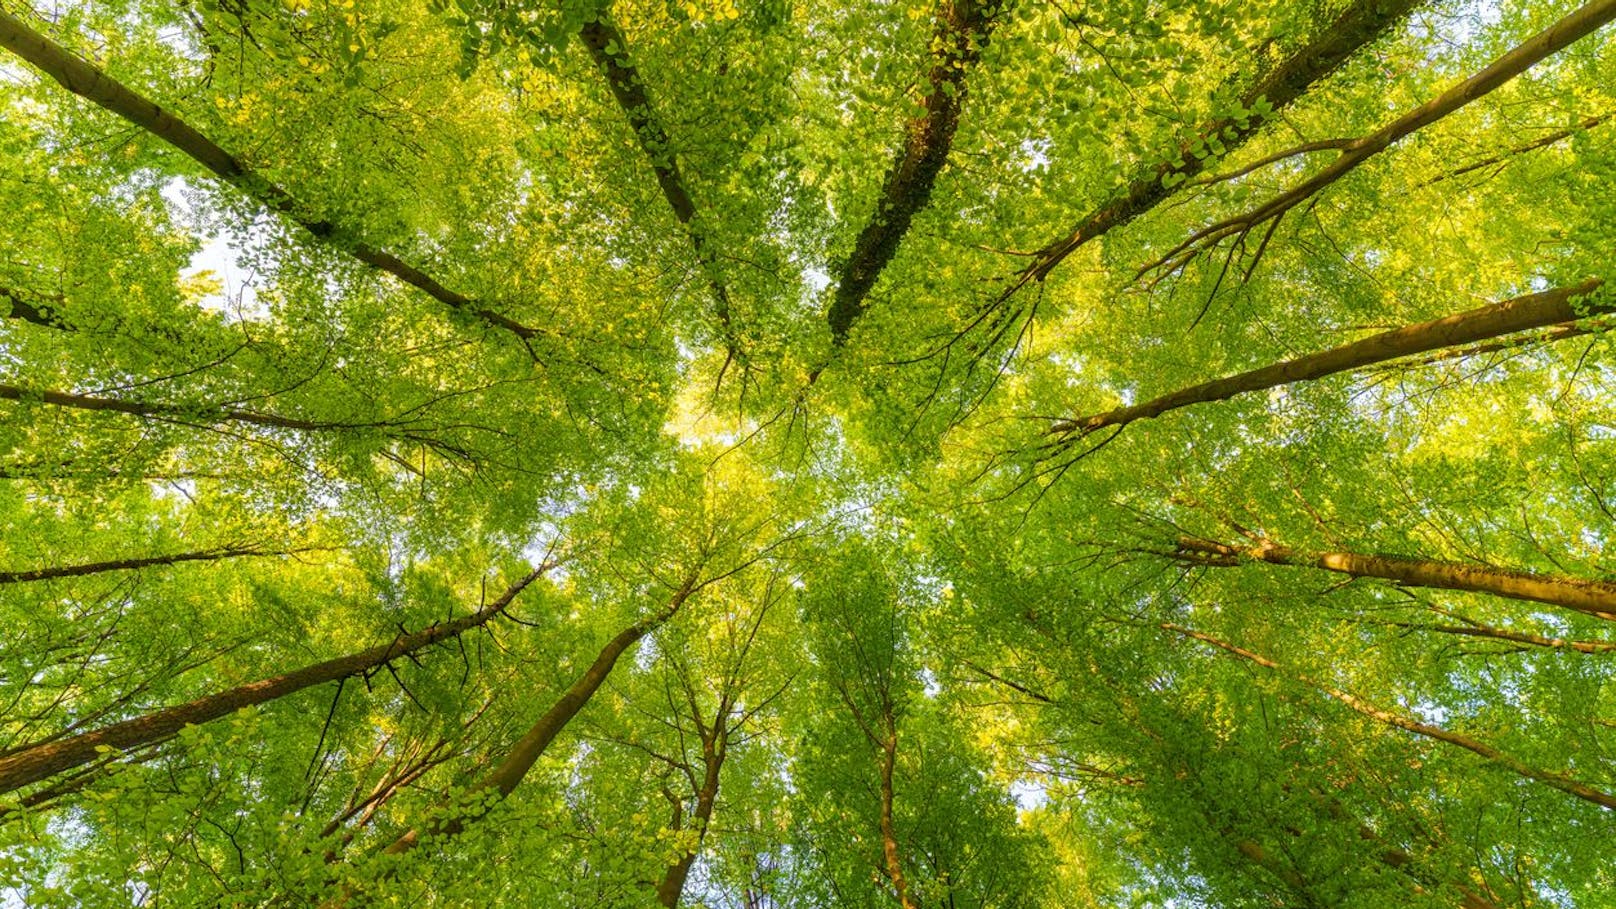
[1366,321,1602,372]
[580,14,697,226]
[579,13,736,352]
[826,0,1001,346]
[0,566,547,795]
[0,11,538,341]
[1176,535,1616,622]
[0,545,292,584]
[1143,0,1616,275]
[655,735,725,907]
[1020,0,1422,285]
[1054,279,1605,434]
[878,721,914,909]
[379,569,703,857]
[1165,623,1616,810]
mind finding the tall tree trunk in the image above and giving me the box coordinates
[1053,279,1605,434]
[0,545,294,584]
[0,382,418,437]
[1019,0,1422,285]
[655,733,725,907]
[877,719,914,909]
[579,12,738,361]
[0,566,548,796]
[825,0,1002,346]
[1176,535,1616,622]
[1165,623,1616,810]
[1142,0,1616,275]
[0,11,540,342]
[378,568,703,857]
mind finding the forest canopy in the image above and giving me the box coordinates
[0,0,1613,905]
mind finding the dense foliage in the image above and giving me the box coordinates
[0,0,1613,905]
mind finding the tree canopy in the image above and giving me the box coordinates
[0,0,1613,905]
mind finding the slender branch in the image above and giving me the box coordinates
[1429,112,1612,183]
[1185,138,1356,188]
[1392,621,1616,654]
[0,382,475,458]
[1016,0,1423,286]
[0,545,310,585]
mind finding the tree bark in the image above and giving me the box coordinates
[655,731,725,907]
[1052,279,1606,434]
[0,382,426,438]
[579,12,737,354]
[825,0,1002,346]
[1366,321,1603,372]
[0,566,548,796]
[1019,0,1422,285]
[0,545,291,584]
[877,718,914,909]
[1176,535,1616,622]
[0,10,540,342]
[580,14,697,226]
[1165,623,1616,810]
[1142,0,1616,275]
[378,568,703,857]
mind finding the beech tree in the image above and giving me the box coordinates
[1,0,1613,907]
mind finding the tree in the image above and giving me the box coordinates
[1,0,1613,906]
